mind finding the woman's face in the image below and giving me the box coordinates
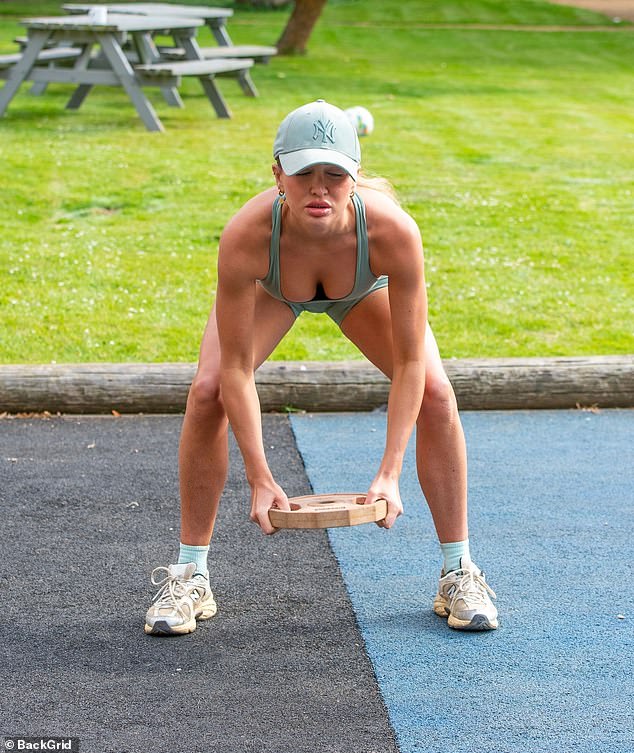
[273,163,355,224]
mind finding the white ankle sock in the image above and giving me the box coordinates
[178,543,209,577]
[440,539,470,573]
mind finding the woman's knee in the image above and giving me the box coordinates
[419,370,458,424]
[186,370,225,418]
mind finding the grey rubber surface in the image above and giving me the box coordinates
[0,415,398,753]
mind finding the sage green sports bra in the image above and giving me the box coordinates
[258,192,387,316]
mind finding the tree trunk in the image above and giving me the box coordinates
[276,0,328,55]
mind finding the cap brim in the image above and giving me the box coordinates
[278,149,358,180]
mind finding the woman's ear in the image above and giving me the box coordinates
[272,163,285,193]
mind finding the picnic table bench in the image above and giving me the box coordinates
[160,44,277,63]
[0,47,82,67]
[156,42,276,94]
[135,57,253,114]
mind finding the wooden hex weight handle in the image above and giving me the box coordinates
[268,493,387,530]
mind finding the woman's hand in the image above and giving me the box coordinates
[365,475,403,529]
[250,481,291,535]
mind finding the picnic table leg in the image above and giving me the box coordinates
[66,84,92,109]
[30,77,48,96]
[66,45,98,110]
[172,32,232,117]
[97,33,164,132]
[14,36,48,96]
[206,22,259,98]
[209,22,233,47]
[199,75,231,118]
[0,30,51,116]
[132,32,183,108]
[235,69,258,98]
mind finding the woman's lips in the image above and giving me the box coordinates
[305,202,332,216]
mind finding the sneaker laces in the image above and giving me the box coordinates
[150,566,204,619]
[449,567,497,609]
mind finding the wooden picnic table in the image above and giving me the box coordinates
[63,3,277,95]
[0,12,254,131]
[64,4,235,43]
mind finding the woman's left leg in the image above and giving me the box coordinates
[340,289,498,630]
[414,326,468,543]
[339,288,468,543]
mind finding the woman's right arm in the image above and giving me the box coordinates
[215,212,289,533]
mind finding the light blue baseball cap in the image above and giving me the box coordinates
[273,99,361,180]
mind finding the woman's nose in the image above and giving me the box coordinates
[310,179,327,195]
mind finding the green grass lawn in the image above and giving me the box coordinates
[1,0,632,363]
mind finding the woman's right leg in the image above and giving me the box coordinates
[177,307,230,546]
[145,292,296,635]
[179,292,297,546]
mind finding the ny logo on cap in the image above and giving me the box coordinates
[312,119,336,144]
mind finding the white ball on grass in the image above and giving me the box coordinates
[345,106,374,137]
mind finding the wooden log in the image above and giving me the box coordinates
[0,356,632,414]
[443,356,634,410]
[255,361,390,412]
[0,362,195,414]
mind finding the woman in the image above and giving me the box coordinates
[145,100,497,636]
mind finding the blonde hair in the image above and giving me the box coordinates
[356,171,400,205]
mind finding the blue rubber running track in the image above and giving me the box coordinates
[290,409,633,753]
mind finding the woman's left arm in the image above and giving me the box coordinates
[367,212,428,527]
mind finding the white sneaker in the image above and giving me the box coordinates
[144,562,217,636]
[433,557,498,631]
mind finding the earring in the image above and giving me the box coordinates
[350,189,355,199]
[278,189,286,200]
